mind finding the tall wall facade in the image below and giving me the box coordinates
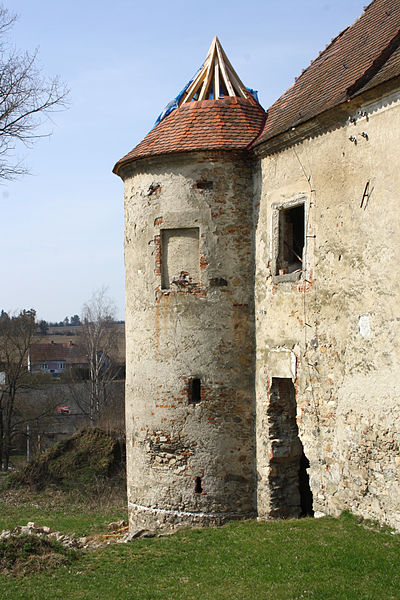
[122,151,256,531]
[255,85,400,530]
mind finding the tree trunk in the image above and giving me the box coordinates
[3,390,14,471]
[0,405,4,470]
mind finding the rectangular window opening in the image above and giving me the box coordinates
[276,204,305,276]
[161,228,200,289]
[189,378,201,404]
[194,180,213,190]
[194,476,203,494]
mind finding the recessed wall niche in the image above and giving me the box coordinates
[161,228,200,289]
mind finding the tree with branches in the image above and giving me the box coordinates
[80,288,120,423]
[0,309,36,469]
[0,6,68,179]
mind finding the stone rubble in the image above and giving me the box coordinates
[0,521,130,550]
[0,521,173,550]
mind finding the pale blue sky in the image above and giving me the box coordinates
[2,0,367,321]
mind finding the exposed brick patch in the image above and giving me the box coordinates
[147,183,161,196]
[155,285,207,302]
[200,255,209,270]
[154,235,161,276]
[292,271,315,293]
[145,431,197,468]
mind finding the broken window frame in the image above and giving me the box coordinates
[271,195,307,283]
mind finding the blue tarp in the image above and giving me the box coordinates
[154,71,260,128]
[154,71,199,127]
[247,88,259,103]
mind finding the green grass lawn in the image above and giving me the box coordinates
[0,508,399,600]
[0,500,127,538]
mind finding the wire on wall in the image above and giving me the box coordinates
[291,141,321,433]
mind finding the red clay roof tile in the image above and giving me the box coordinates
[113,97,266,173]
[114,1,399,167]
[256,0,400,146]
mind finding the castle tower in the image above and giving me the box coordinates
[114,37,266,531]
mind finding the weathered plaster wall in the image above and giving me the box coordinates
[121,151,256,531]
[255,89,400,529]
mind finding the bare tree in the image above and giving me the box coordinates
[0,309,36,469]
[0,6,69,179]
[81,288,120,423]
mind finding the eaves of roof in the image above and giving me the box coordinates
[113,97,266,175]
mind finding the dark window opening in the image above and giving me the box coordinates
[194,180,213,190]
[276,204,305,275]
[267,377,313,518]
[195,476,203,494]
[189,378,201,404]
[209,277,228,287]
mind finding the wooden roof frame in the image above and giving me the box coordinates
[180,37,248,106]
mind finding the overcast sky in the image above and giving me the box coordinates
[1,0,367,321]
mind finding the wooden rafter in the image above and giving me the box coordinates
[180,37,248,106]
[218,42,248,97]
[198,41,216,100]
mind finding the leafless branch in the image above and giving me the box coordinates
[0,7,69,179]
[80,288,120,423]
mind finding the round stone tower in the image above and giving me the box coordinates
[114,37,266,531]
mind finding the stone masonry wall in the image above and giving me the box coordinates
[255,87,400,530]
[121,151,256,531]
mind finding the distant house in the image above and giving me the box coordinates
[28,342,87,376]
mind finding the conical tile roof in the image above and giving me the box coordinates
[113,38,266,174]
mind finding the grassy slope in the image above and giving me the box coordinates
[1,429,399,598]
[0,514,399,600]
[0,428,127,536]
[7,428,125,490]
[0,497,127,537]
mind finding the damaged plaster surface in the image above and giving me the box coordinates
[255,90,400,530]
[119,89,400,533]
[115,5,400,531]
[122,152,256,531]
